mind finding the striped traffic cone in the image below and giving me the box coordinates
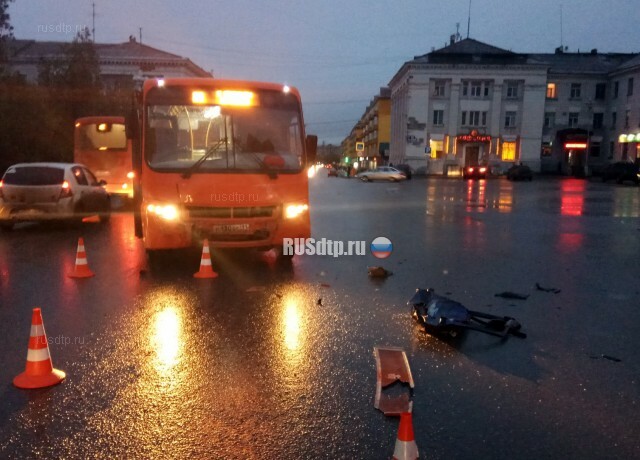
[13,308,66,389]
[392,412,419,460]
[68,237,95,278]
[193,239,218,278]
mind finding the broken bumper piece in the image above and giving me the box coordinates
[373,346,414,416]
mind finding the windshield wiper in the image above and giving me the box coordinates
[251,153,278,179]
[182,138,227,179]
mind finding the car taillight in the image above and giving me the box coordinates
[60,180,73,198]
[479,167,487,173]
[468,167,474,173]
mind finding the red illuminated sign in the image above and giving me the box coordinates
[564,142,587,149]
[458,130,491,143]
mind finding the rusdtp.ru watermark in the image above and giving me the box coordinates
[282,236,393,258]
[283,238,366,257]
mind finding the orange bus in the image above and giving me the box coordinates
[129,78,317,261]
[74,116,134,198]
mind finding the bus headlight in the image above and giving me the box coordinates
[284,203,309,219]
[147,203,180,221]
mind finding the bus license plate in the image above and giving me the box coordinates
[211,223,250,233]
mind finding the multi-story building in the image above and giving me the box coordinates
[341,88,390,171]
[7,36,211,88]
[341,121,364,170]
[387,38,639,176]
[361,87,391,168]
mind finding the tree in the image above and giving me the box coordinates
[0,0,14,74]
[38,27,102,91]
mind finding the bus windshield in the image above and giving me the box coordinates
[76,122,127,151]
[145,94,304,173]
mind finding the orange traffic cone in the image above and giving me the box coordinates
[68,237,94,278]
[13,308,66,389]
[392,412,419,460]
[193,239,218,278]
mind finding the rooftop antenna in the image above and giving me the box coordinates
[560,4,563,49]
[92,2,96,41]
[467,0,471,39]
[139,27,142,44]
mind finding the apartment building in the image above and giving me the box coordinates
[7,36,211,89]
[387,38,639,176]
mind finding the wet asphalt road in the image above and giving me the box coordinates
[0,172,639,459]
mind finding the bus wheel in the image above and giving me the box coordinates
[273,246,294,262]
[99,207,111,223]
[146,250,165,270]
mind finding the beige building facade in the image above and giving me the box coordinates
[388,38,640,176]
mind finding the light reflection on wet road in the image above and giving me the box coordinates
[0,175,638,459]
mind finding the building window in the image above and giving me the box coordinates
[504,111,516,128]
[546,83,557,99]
[506,81,518,99]
[592,112,603,129]
[430,140,444,159]
[462,82,468,96]
[611,112,617,129]
[484,85,490,97]
[470,81,482,97]
[502,141,516,161]
[544,112,555,128]
[613,81,619,98]
[433,81,446,97]
[625,109,630,128]
[628,77,634,96]
[462,111,487,127]
[568,112,579,127]
[590,142,601,158]
[541,142,552,157]
[433,109,444,126]
[609,141,615,158]
[570,83,581,99]
[595,83,606,100]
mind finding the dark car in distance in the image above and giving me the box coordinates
[463,164,488,180]
[601,162,639,185]
[506,163,533,181]
[326,166,338,177]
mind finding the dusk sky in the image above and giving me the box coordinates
[8,0,640,145]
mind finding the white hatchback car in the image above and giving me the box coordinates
[0,162,111,230]
[356,166,407,182]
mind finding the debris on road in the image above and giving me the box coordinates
[368,266,393,278]
[317,298,323,306]
[373,347,414,416]
[535,283,561,294]
[410,288,527,339]
[589,354,622,363]
[494,291,529,300]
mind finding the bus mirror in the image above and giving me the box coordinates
[305,135,318,165]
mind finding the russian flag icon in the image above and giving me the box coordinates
[370,237,393,259]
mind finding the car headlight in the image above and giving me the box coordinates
[147,203,180,221]
[284,203,309,219]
